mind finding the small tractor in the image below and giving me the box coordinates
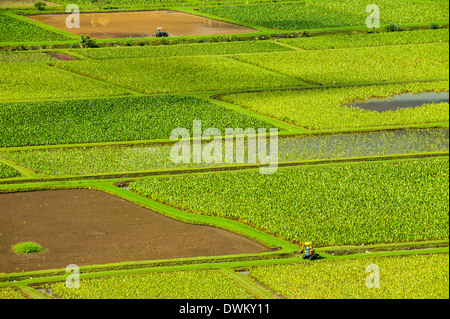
[300,242,319,260]
[156,27,169,37]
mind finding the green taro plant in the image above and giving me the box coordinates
[278,29,449,50]
[220,81,450,129]
[71,40,291,60]
[130,159,449,247]
[248,253,449,299]
[50,270,254,299]
[0,62,130,101]
[0,288,27,299]
[0,95,276,147]
[0,162,20,179]
[0,14,72,43]
[229,43,449,85]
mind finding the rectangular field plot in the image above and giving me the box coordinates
[70,41,292,60]
[28,10,257,39]
[130,159,449,247]
[199,3,370,30]
[248,253,449,299]
[53,55,303,94]
[0,63,131,101]
[0,95,277,147]
[220,81,449,129]
[279,29,449,50]
[199,0,448,31]
[0,14,72,43]
[230,43,449,85]
[0,51,60,63]
[1,129,448,177]
[48,270,254,299]
[316,0,449,24]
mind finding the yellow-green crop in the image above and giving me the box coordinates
[248,253,449,299]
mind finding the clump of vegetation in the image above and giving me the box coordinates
[12,242,44,254]
[429,23,439,30]
[0,287,27,299]
[0,162,20,179]
[385,22,402,32]
[34,1,47,11]
[80,35,98,48]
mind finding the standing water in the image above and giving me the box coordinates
[348,92,449,112]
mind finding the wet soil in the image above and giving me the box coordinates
[28,10,257,39]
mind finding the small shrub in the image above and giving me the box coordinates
[429,23,439,30]
[385,22,402,32]
[34,1,47,11]
[80,35,98,48]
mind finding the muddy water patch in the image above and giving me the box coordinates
[348,92,449,112]
[28,10,258,39]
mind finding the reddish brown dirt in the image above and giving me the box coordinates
[28,10,257,39]
[47,52,77,61]
[0,189,269,274]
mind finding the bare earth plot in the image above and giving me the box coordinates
[0,189,269,273]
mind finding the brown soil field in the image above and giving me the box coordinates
[28,10,257,39]
[0,189,269,274]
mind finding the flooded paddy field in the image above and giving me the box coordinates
[28,10,258,39]
[278,128,449,162]
[0,128,447,177]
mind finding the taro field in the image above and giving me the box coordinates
[0,0,448,305]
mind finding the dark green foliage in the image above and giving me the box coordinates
[0,95,276,147]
